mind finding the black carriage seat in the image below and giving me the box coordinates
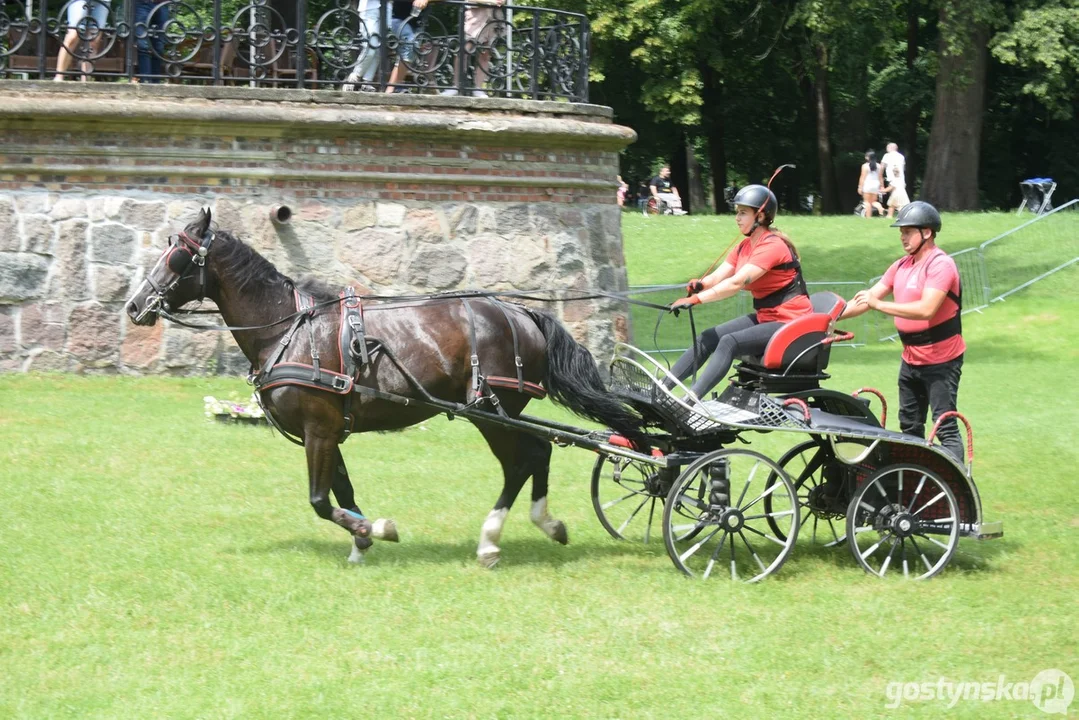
[734,292,848,394]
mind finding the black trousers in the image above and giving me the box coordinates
[668,314,783,399]
[898,354,964,461]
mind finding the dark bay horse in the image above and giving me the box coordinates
[125,208,647,566]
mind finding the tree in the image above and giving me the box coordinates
[920,0,998,210]
[991,0,1079,120]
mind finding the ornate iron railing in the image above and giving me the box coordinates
[0,0,589,101]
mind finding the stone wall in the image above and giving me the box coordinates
[0,83,635,375]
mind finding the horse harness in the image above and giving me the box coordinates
[250,289,547,445]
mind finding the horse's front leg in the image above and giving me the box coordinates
[331,446,399,551]
[306,435,374,559]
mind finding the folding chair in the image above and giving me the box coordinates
[1017,177,1056,215]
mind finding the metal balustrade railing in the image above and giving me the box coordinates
[0,0,589,101]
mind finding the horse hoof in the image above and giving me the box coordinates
[372,518,399,543]
[477,551,500,569]
[551,520,569,546]
[348,543,367,564]
[354,534,373,551]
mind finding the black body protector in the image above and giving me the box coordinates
[731,184,810,311]
[889,201,962,346]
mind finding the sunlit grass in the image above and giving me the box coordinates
[1,216,1077,717]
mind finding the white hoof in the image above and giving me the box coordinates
[477,551,500,569]
[372,518,399,543]
[348,543,367,564]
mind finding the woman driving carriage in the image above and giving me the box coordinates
[668,184,813,400]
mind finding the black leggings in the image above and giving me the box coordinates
[669,314,783,398]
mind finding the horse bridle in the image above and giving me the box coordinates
[136,228,216,323]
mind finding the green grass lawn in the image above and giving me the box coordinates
[622,210,1079,354]
[1,214,1078,718]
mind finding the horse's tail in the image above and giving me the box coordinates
[525,309,650,449]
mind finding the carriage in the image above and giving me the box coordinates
[590,291,1003,581]
[126,210,1001,580]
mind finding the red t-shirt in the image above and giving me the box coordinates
[726,235,813,323]
[881,247,965,365]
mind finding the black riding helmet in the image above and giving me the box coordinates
[733,184,778,226]
[890,201,942,232]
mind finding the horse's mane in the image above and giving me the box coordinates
[210,227,298,304]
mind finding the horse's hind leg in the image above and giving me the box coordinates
[474,425,564,567]
[525,435,568,546]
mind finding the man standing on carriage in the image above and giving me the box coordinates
[842,201,966,461]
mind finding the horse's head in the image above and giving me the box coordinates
[126,207,217,326]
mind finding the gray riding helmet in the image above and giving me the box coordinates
[890,201,942,232]
[733,184,778,224]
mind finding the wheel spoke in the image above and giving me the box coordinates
[792,451,825,487]
[860,532,894,561]
[741,480,783,513]
[912,490,946,517]
[644,497,656,544]
[729,533,737,581]
[744,509,795,521]
[739,531,768,574]
[743,523,787,547]
[917,532,953,552]
[908,534,934,573]
[827,517,841,543]
[702,531,728,580]
[678,525,724,564]
[602,490,642,511]
[906,474,927,513]
[615,496,651,535]
[676,492,707,511]
[878,535,900,577]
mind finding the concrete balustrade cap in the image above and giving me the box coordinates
[0,82,635,150]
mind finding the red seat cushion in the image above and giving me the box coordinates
[761,313,832,369]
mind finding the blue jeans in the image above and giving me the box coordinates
[135,0,169,81]
[389,17,416,62]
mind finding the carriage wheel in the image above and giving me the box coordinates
[764,440,847,547]
[845,464,960,580]
[662,449,799,582]
[591,455,667,544]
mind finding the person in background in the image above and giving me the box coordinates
[341,0,385,92]
[666,185,812,400]
[841,201,966,461]
[647,166,679,215]
[133,0,169,83]
[881,142,906,188]
[883,163,910,218]
[858,150,885,218]
[384,0,422,92]
[54,0,110,81]
[440,0,505,97]
[616,175,629,208]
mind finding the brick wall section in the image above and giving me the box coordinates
[0,83,636,375]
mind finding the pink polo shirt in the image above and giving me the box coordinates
[881,247,965,365]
